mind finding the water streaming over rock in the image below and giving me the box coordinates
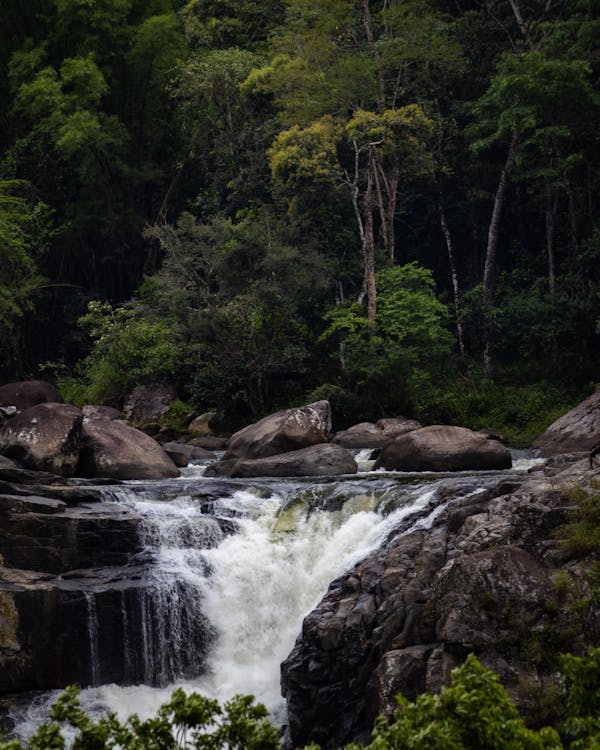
[9,463,534,738]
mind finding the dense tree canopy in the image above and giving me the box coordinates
[0,0,598,437]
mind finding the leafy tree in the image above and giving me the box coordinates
[0,179,50,374]
[73,301,181,405]
[320,262,453,414]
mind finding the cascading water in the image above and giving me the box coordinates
[9,462,535,739]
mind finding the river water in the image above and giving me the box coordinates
[9,452,542,740]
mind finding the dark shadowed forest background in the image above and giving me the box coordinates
[1,0,599,442]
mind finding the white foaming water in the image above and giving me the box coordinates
[11,480,448,741]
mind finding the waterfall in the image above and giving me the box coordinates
[9,471,505,738]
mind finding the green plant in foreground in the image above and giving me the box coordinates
[4,652,600,749]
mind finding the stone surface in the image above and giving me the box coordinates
[82,405,122,421]
[375,425,512,472]
[188,435,229,451]
[162,441,215,462]
[224,401,332,460]
[206,443,357,478]
[78,419,180,480]
[281,464,600,748]
[0,381,63,411]
[334,418,422,449]
[123,382,175,425]
[533,390,600,455]
[0,403,83,476]
[188,412,219,436]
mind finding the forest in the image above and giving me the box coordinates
[1,0,599,441]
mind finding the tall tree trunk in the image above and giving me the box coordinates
[438,193,465,359]
[545,185,558,294]
[362,0,385,112]
[364,154,377,322]
[482,130,520,378]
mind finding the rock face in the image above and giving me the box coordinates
[78,420,180,479]
[281,465,600,748]
[0,403,83,476]
[375,425,511,472]
[124,382,175,425]
[533,390,600,455]
[224,401,332,460]
[0,380,63,411]
[206,443,357,478]
[334,417,422,449]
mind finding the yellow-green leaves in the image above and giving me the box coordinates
[268,115,343,190]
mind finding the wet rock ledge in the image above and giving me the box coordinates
[281,459,600,748]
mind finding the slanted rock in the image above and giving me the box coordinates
[205,443,356,478]
[375,425,511,472]
[124,382,175,426]
[334,417,421,449]
[0,380,63,411]
[533,390,600,456]
[0,403,83,476]
[78,419,179,480]
[224,401,331,460]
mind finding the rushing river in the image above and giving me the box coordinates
[9,452,542,740]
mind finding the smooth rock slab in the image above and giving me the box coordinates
[533,390,600,455]
[78,420,180,480]
[334,417,421,449]
[206,443,357,478]
[375,425,511,472]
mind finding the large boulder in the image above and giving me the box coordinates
[224,401,332,460]
[333,417,421,449]
[375,425,511,472]
[533,390,600,456]
[123,382,175,426]
[205,443,357,478]
[0,380,63,411]
[77,420,180,480]
[0,403,83,476]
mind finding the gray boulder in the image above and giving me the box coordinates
[0,403,83,476]
[334,417,421,449]
[375,425,511,472]
[124,382,175,425]
[533,390,600,456]
[224,401,332,460]
[188,435,229,451]
[162,441,215,464]
[205,443,357,478]
[0,380,63,411]
[78,419,179,480]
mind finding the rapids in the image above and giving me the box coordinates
[9,455,540,739]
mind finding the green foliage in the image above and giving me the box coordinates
[0,685,279,750]
[354,654,561,750]
[561,482,600,558]
[74,301,181,404]
[560,649,600,749]
[17,653,600,749]
[320,262,453,415]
